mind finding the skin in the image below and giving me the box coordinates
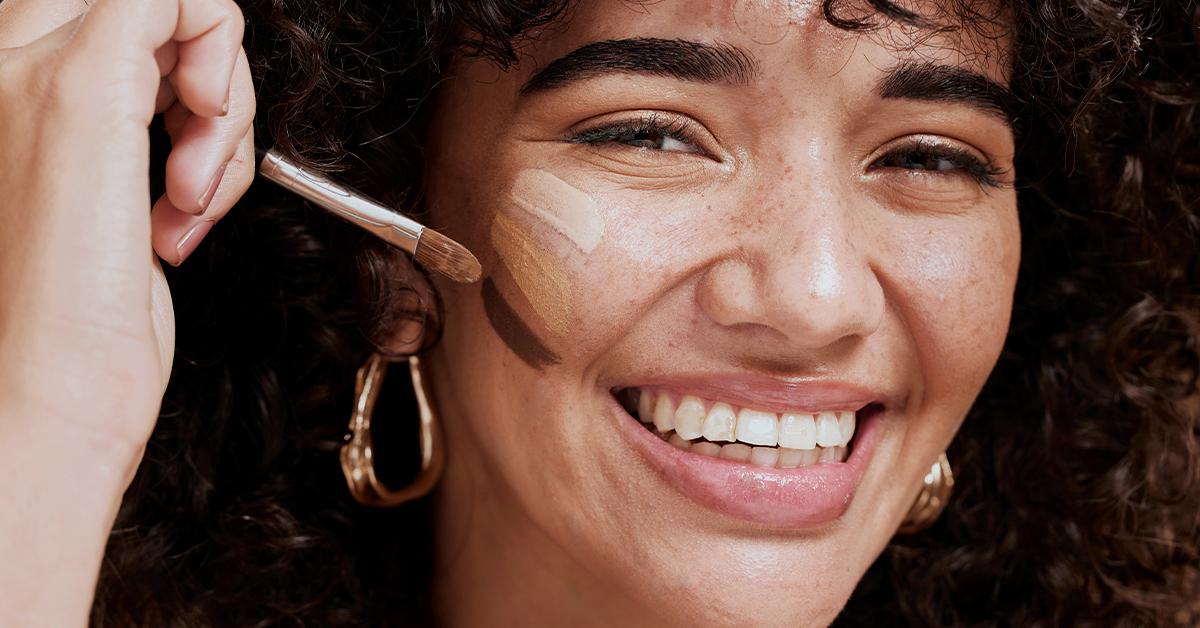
[0,0,1017,625]
[0,0,252,623]
[419,1,1019,626]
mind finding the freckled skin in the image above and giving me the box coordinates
[415,1,1019,626]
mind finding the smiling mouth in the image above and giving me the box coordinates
[616,388,881,469]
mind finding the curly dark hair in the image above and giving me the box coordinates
[91,0,1200,625]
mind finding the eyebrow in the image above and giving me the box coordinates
[877,61,1015,124]
[520,37,758,95]
[520,38,1014,125]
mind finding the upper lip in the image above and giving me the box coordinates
[614,373,892,414]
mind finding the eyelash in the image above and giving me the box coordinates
[566,113,704,154]
[567,115,1006,188]
[869,139,1007,188]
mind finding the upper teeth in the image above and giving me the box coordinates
[637,390,857,449]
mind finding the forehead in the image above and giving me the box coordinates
[516,0,1013,84]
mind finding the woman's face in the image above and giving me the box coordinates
[421,0,1018,624]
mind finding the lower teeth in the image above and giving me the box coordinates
[659,429,848,467]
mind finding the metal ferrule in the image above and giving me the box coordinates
[258,149,423,255]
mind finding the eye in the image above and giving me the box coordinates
[870,138,1007,188]
[566,112,705,155]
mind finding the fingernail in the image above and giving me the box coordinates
[174,219,216,266]
[197,162,228,213]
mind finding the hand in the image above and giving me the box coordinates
[0,0,255,623]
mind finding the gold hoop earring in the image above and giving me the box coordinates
[897,451,954,534]
[340,353,445,507]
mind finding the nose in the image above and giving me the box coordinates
[695,195,885,354]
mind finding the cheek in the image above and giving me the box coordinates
[547,190,739,356]
[433,164,652,367]
[472,172,721,356]
[887,214,1020,404]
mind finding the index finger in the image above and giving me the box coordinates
[66,0,241,120]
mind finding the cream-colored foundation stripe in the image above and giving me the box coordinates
[510,169,605,253]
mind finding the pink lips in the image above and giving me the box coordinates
[611,377,886,528]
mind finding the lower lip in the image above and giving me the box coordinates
[610,397,883,528]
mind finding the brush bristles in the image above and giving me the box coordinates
[414,229,482,283]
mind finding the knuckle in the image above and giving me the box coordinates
[228,10,246,43]
[239,85,257,119]
[46,47,158,125]
[225,1,247,39]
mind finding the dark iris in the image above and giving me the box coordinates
[617,128,669,149]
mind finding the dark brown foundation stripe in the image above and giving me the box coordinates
[481,276,561,369]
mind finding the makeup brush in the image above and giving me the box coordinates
[253,146,482,284]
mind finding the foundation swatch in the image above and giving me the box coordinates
[490,212,573,336]
[481,277,561,369]
[510,169,605,253]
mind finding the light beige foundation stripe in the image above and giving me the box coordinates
[510,169,605,253]
[490,212,572,336]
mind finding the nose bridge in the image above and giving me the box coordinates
[786,217,851,301]
[769,200,880,334]
[696,161,885,351]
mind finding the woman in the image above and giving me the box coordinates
[0,0,1196,625]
